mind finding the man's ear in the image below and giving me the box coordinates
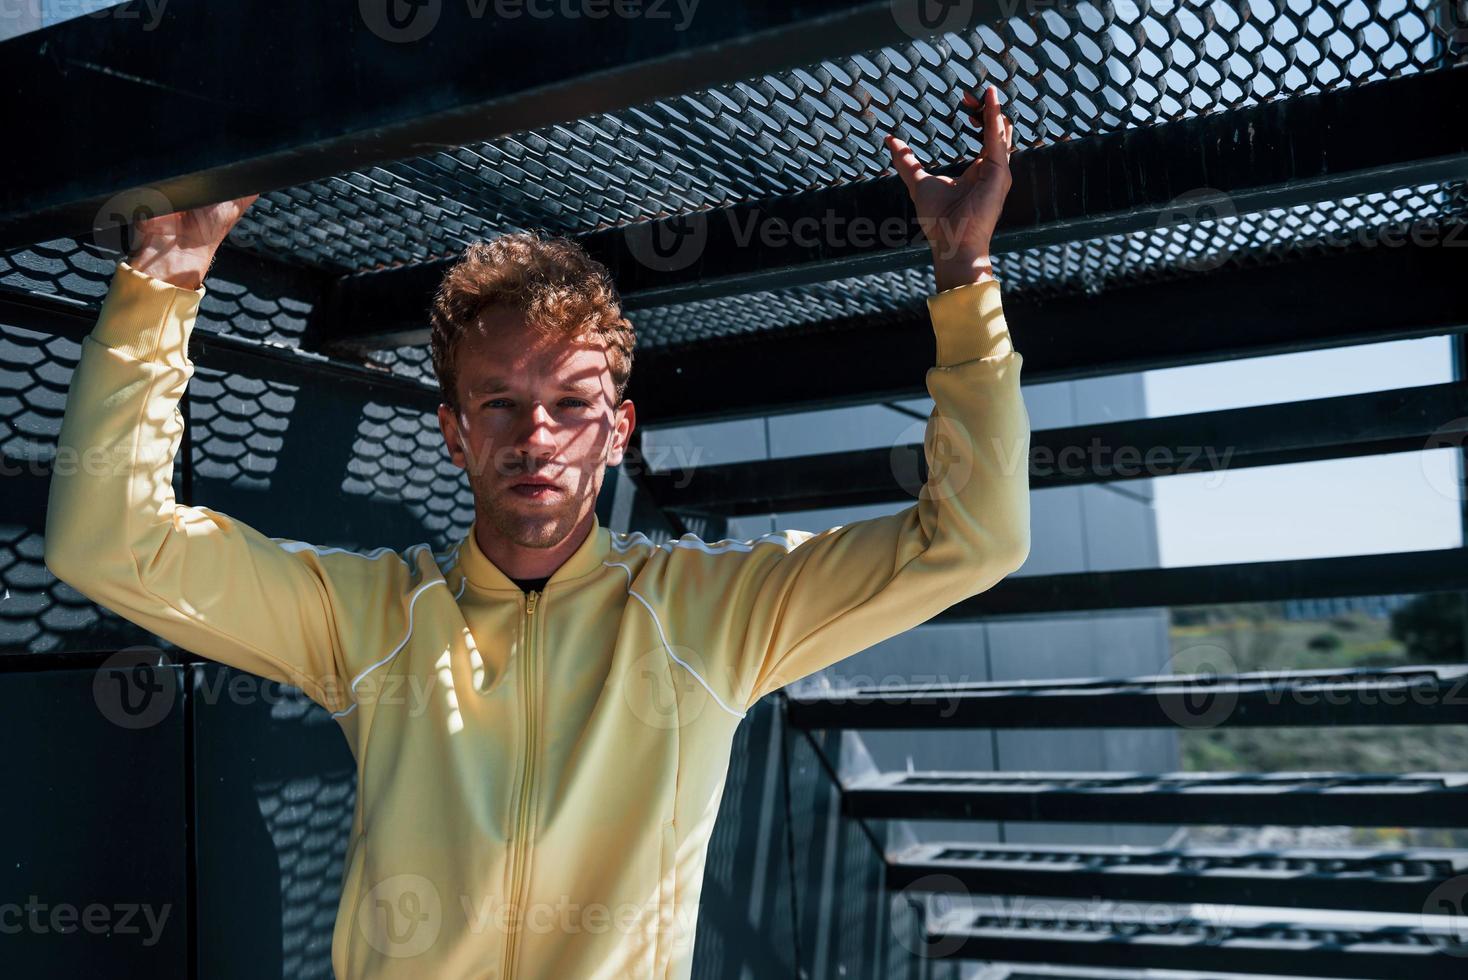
[608,398,636,467]
[437,403,467,470]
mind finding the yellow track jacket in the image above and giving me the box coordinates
[45,259,1031,979]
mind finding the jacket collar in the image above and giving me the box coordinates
[457,512,612,591]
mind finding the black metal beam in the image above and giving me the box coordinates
[0,0,928,250]
[319,67,1468,352]
[890,840,1468,914]
[634,229,1468,425]
[0,284,438,407]
[922,910,1462,979]
[646,382,1468,515]
[942,547,1468,618]
[844,771,1468,827]
[787,666,1468,731]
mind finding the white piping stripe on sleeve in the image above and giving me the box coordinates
[605,560,746,720]
[266,539,451,718]
[665,533,797,555]
[274,539,405,562]
[330,574,445,719]
[611,530,800,556]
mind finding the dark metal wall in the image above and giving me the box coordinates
[0,666,190,976]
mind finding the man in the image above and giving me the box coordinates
[45,85,1030,978]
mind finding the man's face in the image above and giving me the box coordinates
[437,305,635,550]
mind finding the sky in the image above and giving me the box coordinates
[1143,335,1464,567]
[0,1,124,43]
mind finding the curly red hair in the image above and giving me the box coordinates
[429,231,634,412]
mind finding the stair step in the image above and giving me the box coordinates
[788,665,1468,730]
[920,907,1464,978]
[845,771,1468,827]
[888,841,1468,913]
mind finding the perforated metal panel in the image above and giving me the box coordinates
[230,0,1460,275]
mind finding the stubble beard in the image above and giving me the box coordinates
[478,484,582,550]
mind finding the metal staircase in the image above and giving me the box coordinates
[5,1,1467,976]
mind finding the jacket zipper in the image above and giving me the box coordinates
[502,588,540,980]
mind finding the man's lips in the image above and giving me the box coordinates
[508,479,564,498]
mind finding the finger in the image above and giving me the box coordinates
[964,89,1002,135]
[984,85,1003,150]
[238,194,260,219]
[960,87,983,123]
[884,133,930,197]
[223,194,260,221]
[987,91,1013,167]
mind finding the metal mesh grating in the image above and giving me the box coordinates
[948,910,1450,946]
[352,179,1466,383]
[0,236,317,349]
[229,0,1460,275]
[0,256,474,656]
[628,181,1466,349]
[928,844,1462,878]
[251,695,356,980]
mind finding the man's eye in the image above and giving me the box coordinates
[482,399,590,409]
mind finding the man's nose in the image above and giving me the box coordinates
[513,402,559,448]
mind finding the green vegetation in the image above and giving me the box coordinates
[1169,594,1468,847]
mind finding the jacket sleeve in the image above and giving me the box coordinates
[728,277,1031,710]
[43,259,378,715]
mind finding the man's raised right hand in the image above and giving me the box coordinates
[127,193,260,291]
